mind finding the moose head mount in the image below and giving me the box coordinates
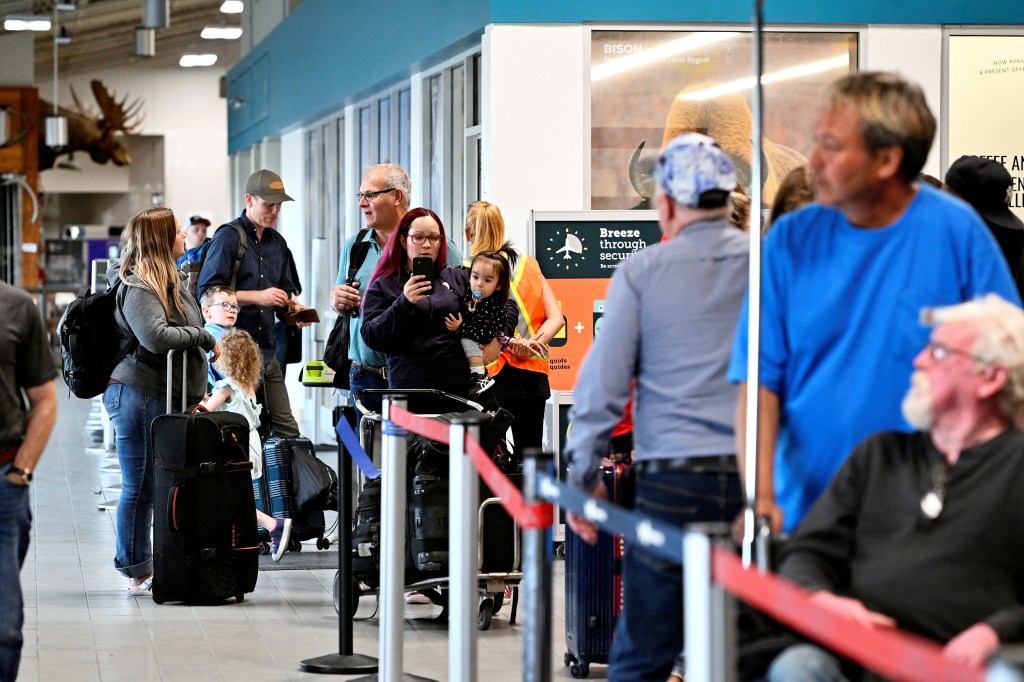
[37,80,144,171]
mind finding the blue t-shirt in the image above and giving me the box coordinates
[728,185,1020,532]
[204,322,229,386]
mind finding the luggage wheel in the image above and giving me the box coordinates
[477,597,493,631]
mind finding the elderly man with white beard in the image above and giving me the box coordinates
[766,294,1024,682]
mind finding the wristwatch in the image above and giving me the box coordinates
[5,465,32,484]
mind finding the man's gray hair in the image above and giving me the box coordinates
[375,163,411,209]
[927,294,1024,419]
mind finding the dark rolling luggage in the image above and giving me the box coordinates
[564,462,630,679]
[152,350,260,604]
[253,436,329,547]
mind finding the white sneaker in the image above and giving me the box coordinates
[405,591,432,605]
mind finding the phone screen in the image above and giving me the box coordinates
[412,256,433,279]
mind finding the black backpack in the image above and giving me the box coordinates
[57,279,138,399]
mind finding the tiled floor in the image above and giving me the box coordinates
[15,389,576,681]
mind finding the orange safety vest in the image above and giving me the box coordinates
[487,254,550,376]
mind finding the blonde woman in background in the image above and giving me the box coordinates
[465,201,565,458]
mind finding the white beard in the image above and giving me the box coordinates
[901,371,935,431]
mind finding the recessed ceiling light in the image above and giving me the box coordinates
[180,54,218,68]
[4,15,51,31]
[201,27,242,40]
[220,1,243,13]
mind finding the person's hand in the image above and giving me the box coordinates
[480,338,503,364]
[445,312,463,331]
[506,336,548,359]
[210,342,220,364]
[403,274,432,304]
[565,482,608,546]
[254,287,290,307]
[942,623,999,668]
[287,302,315,328]
[332,281,360,313]
[731,497,784,544]
[810,592,896,629]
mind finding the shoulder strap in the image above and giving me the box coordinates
[347,229,372,281]
[227,220,248,289]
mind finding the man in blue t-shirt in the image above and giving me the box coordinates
[728,71,1020,534]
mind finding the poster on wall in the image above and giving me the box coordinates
[532,211,661,391]
[590,30,858,210]
[947,35,1024,223]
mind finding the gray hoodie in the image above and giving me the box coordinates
[107,258,215,407]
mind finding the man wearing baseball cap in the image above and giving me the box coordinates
[565,133,748,681]
[944,155,1024,299]
[198,169,311,437]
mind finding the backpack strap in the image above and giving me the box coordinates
[226,219,248,290]
[347,229,372,282]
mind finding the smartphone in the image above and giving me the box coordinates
[412,256,433,280]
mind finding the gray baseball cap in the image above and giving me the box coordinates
[245,169,294,203]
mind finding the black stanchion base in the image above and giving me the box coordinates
[299,652,379,675]
[348,674,438,681]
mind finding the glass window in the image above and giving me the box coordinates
[429,74,444,214]
[359,105,372,182]
[589,30,858,209]
[378,97,391,163]
[399,88,411,172]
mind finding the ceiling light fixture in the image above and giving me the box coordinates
[180,54,218,68]
[201,27,242,40]
[3,15,51,31]
[220,1,243,14]
[135,27,155,57]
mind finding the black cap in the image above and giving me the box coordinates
[945,156,1023,232]
[188,215,211,227]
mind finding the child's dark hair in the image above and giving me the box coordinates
[470,241,518,303]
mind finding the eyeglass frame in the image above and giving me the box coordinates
[406,233,442,245]
[356,188,396,202]
[208,301,241,313]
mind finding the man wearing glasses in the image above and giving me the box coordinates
[198,169,311,437]
[768,294,1024,679]
[330,164,463,414]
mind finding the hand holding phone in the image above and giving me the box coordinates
[412,256,433,280]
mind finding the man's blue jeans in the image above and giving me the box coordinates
[104,382,165,579]
[609,467,742,682]
[0,475,31,681]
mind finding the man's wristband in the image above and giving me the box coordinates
[5,465,32,484]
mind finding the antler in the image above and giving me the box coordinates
[90,80,144,133]
[69,84,95,118]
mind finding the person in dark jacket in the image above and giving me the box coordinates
[104,207,218,595]
[360,207,516,414]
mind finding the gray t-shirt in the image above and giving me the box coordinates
[0,281,58,448]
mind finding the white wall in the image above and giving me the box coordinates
[864,25,944,177]
[483,25,587,251]
[37,65,231,225]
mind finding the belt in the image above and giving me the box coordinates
[635,455,736,476]
[0,444,20,469]
[352,361,387,379]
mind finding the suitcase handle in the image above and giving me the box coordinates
[167,484,181,533]
[166,349,188,414]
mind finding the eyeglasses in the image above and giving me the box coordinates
[408,233,441,245]
[211,301,241,312]
[925,341,985,364]
[356,188,396,202]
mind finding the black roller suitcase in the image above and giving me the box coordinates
[254,436,327,545]
[564,463,630,678]
[151,349,260,604]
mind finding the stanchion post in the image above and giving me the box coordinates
[380,394,410,682]
[449,413,487,682]
[522,448,553,682]
[684,524,736,682]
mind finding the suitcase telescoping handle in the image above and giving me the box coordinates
[165,348,188,414]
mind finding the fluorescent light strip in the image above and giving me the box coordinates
[677,54,851,101]
[180,54,218,67]
[201,27,242,39]
[4,15,51,31]
[591,33,739,83]
[220,1,243,13]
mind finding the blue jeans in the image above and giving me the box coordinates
[768,644,851,682]
[104,382,166,579]
[609,467,742,682]
[0,476,31,681]
[349,363,387,421]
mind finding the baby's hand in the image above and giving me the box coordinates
[445,312,463,331]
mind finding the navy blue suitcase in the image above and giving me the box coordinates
[563,464,628,679]
[254,436,327,546]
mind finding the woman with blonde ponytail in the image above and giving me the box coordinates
[102,207,218,595]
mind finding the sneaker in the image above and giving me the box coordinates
[270,518,293,562]
[468,374,495,399]
[405,591,432,605]
[503,585,514,605]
